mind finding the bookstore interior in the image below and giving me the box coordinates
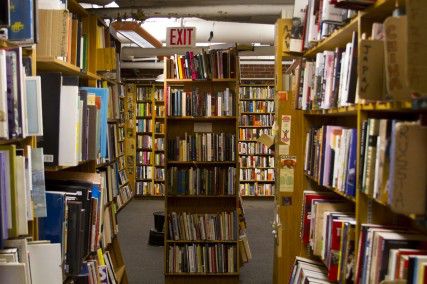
[0,0,427,283]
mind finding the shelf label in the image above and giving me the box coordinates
[166,27,196,47]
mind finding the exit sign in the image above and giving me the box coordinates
[166,27,196,47]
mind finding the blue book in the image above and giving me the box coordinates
[38,192,65,244]
[8,0,34,42]
[345,128,357,197]
[80,88,109,159]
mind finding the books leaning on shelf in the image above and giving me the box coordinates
[136,181,165,196]
[240,114,275,127]
[300,190,354,282]
[167,88,235,117]
[289,257,329,284]
[39,73,113,166]
[0,47,44,140]
[0,146,47,242]
[167,243,237,274]
[165,49,237,80]
[240,100,275,113]
[239,168,274,182]
[239,142,273,155]
[239,183,275,197]
[298,31,358,110]
[355,224,427,284]
[359,118,427,215]
[240,86,274,100]
[168,211,237,241]
[239,128,272,141]
[240,155,274,168]
[304,125,357,197]
[168,167,236,196]
[238,233,252,264]
[168,132,236,162]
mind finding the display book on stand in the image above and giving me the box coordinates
[0,1,131,283]
[238,82,276,197]
[277,0,427,283]
[163,47,251,283]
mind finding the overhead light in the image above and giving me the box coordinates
[111,21,162,48]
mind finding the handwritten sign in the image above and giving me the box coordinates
[406,0,427,94]
[384,16,410,100]
[281,115,291,144]
[358,39,384,100]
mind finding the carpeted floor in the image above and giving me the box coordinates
[117,199,275,284]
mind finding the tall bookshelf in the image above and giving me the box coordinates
[135,84,166,197]
[274,0,427,283]
[238,84,275,198]
[163,49,241,284]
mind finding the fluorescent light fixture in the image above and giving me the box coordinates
[111,21,162,48]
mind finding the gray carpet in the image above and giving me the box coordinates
[117,199,274,284]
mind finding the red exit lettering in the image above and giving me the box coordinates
[167,27,195,47]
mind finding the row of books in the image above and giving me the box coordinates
[360,119,427,215]
[0,146,46,242]
[239,128,272,141]
[38,72,113,166]
[302,0,357,50]
[167,244,237,273]
[136,166,165,181]
[240,87,274,100]
[240,114,275,127]
[116,184,133,209]
[154,153,165,166]
[136,181,165,196]
[136,86,164,101]
[154,122,165,133]
[155,105,165,117]
[137,119,152,133]
[240,169,274,182]
[239,234,253,264]
[240,156,275,168]
[239,183,275,196]
[289,257,331,284]
[168,167,236,196]
[167,132,236,162]
[0,47,40,140]
[165,49,237,80]
[137,103,152,117]
[239,142,273,155]
[240,101,275,113]
[137,136,165,151]
[168,211,237,241]
[299,32,358,110]
[304,125,357,197]
[300,191,354,282]
[167,88,235,117]
[107,123,123,161]
[289,0,363,53]
[136,151,152,164]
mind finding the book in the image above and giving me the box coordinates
[7,0,35,43]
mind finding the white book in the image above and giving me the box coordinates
[339,44,351,107]
[322,0,345,23]
[24,76,43,136]
[206,92,211,116]
[19,66,27,138]
[0,50,8,139]
[24,146,33,221]
[217,94,222,116]
[181,91,186,116]
[307,0,318,43]
[302,62,314,110]
[58,82,79,166]
[0,262,27,284]
[4,238,32,284]
[77,100,83,162]
[14,156,28,236]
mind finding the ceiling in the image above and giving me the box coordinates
[114,0,295,7]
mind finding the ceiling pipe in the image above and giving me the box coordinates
[87,5,293,24]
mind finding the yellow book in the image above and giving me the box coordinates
[177,55,183,80]
[97,248,105,266]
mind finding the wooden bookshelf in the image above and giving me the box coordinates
[273,1,427,283]
[134,84,166,197]
[164,50,241,283]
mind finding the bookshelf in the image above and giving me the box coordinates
[163,49,241,284]
[238,84,275,198]
[274,0,427,283]
[134,84,166,197]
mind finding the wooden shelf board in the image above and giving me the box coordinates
[137,100,153,103]
[240,167,274,169]
[166,240,237,244]
[136,148,153,151]
[0,137,33,145]
[116,195,134,213]
[45,160,93,172]
[238,139,258,143]
[136,178,154,182]
[136,116,153,119]
[304,105,359,116]
[241,195,275,200]
[304,16,359,58]
[362,0,406,20]
[37,57,101,80]
[305,174,355,202]
[165,78,237,83]
[68,0,89,17]
[239,84,274,87]
[168,116,237,121]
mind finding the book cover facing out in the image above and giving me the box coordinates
[8,0,34,42]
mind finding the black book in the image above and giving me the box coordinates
[39,72,62,166]
[66,200,83,275]
[0,0,9,27]
[79,90,89,161]
[346,31,358,104]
